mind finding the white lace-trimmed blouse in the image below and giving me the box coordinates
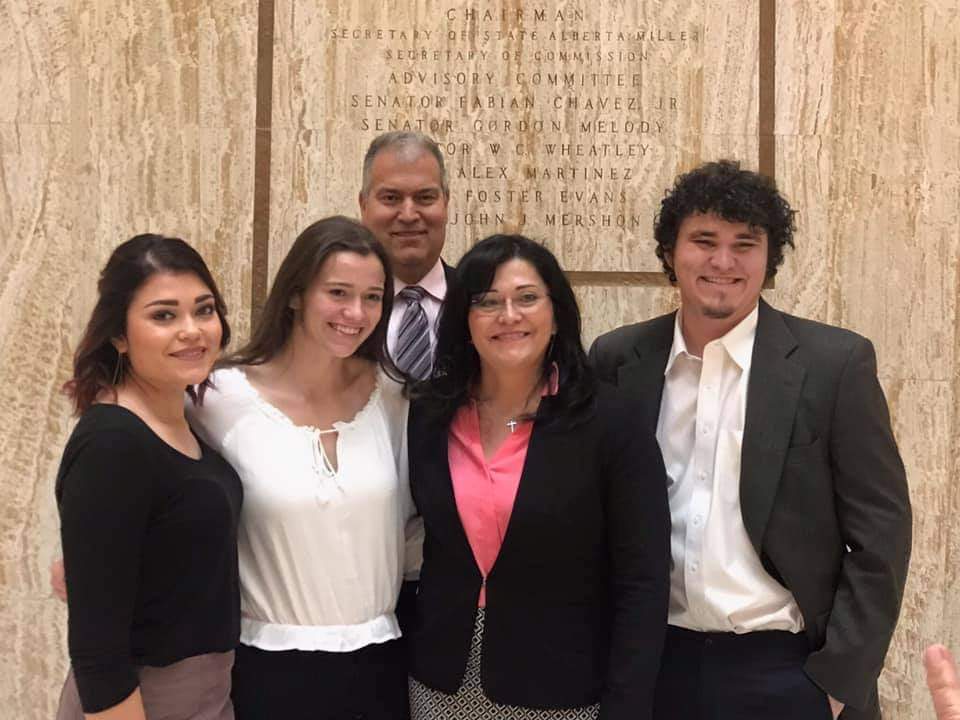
[186,366,422,653]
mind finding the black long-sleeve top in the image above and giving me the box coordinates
[56,404,242,713]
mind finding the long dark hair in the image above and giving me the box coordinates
[63,234,231,415]
[421,234,595,428]
[223,216,399,378]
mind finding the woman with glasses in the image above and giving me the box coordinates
[405,234,671,719]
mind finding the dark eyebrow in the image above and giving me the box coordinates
[377,185,441,195]
[144,293,215,309]
[322,281,385,292]
[483,284,542,294]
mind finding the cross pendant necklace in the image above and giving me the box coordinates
[506,419,519,433]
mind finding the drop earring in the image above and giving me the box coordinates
[112,351,125,385]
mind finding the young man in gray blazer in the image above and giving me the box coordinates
[589,161,911,720]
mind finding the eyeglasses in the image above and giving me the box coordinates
[469,290,550,315]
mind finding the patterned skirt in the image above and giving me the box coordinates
[409,608,600,720]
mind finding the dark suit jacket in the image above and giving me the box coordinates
[433,260,457,362]
[441,259,456,291]
[406,383,671,719]
[588,299,912,720]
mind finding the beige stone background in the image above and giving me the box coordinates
[0,1,957,718]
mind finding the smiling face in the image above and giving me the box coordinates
[467,258,555,376]
[359,148,448,285]
[668,212,768,336]
[114,271,223,391]
[291,250,386,359]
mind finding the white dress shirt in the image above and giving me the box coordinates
[387,258,447,359]
[656,305,804,634]
[186,367,422,652]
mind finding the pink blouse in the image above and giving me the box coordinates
[448,368,558,607]
[448,403,532,607]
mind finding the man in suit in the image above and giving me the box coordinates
[589,160,911,720]
[359,131,455,378]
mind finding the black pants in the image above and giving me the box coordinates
[232,639,409,720]
[653,625,834,720]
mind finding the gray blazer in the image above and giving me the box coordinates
[588,299,911,720]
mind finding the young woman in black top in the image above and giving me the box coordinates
[55,235,242,720]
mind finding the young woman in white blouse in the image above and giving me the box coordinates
[186,216,419,720]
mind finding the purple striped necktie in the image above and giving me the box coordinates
[395,286,432,379]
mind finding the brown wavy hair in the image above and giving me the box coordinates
[222,216,400,379]
[63,234,231,414]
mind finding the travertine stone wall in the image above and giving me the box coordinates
[770,2,960,716]
[1,1,957,718]
[0,1,258,717]
[268,0,757,274]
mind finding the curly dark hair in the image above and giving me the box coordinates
[654,160,796,282]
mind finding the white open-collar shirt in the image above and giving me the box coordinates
[656,304,804,634]
[187,367,422,652]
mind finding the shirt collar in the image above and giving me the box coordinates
[664,304,759,375]
[718,304,759,371]
[394,258,447,302]
[663,314,692,376]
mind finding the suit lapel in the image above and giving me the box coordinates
[491,421,548,573]
[415,410,477,568]
[739,300,805,553]
[614,313,675,433]
[495,313,674,574]
[441,260,456,296]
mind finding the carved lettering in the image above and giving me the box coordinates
[457,95,536,110]
[578,120,664,134]
[359,118,454,132]
[456,166,509,180]
[544,143,650,157]
[447,212,507,226]
[524,167,634,181]
[390,71,497,85]
[464,189,544,203]
[544,213,643,227]
[335,5,703,266]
